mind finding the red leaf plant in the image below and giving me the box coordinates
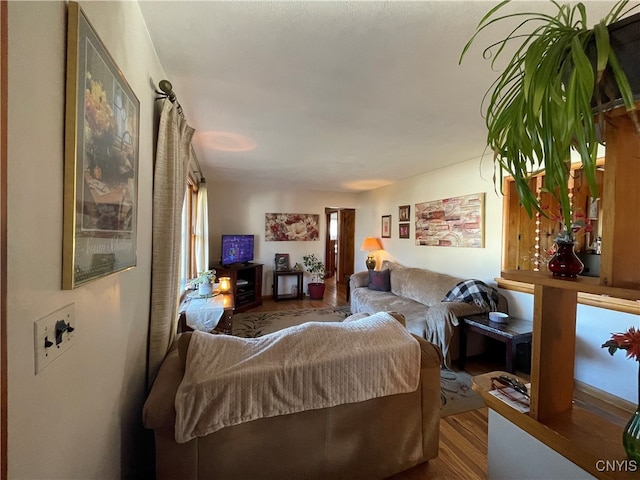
[602,327,640,361]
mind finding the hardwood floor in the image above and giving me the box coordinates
[388,408,488,480]
[252,277,490,479]
[252,275,350,312]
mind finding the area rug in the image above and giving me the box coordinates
[233,306,352,338]
[440,369,485,417]
[232,307,485,416]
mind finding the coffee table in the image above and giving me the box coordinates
[458,313,532,374]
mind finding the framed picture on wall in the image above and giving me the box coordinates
[588,197,599,220]
[381,215,391,238]
[399,205,410,222]
[414,193,485,247]
[399,223,410,239]
[62,2,140,289]
[275,253,290,271]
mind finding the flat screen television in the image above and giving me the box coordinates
[221,235,254,265]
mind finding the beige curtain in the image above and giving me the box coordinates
[195,181,209,273]
[148,100,194,385]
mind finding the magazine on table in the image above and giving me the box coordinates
[489,384,531,413]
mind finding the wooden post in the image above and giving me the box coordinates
[600,109,640,289]
[529,284,577,420]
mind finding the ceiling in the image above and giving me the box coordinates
[138,1,622,193]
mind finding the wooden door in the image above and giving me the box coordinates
[337,209,355,283]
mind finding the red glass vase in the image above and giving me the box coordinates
[548,241,584,278]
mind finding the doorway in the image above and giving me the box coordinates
[324,208,355,287]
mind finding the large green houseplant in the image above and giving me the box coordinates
[460,0,640,240]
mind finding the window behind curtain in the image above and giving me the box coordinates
[179,174,198,292]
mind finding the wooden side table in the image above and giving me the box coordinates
[459,313,532,374]
[272,270,304,301]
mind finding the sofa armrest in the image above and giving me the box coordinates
[412,335,443,368]
[350,271,369,290]
[412,335,443,460]
[142,348,183,431]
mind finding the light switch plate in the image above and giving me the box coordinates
[34,303,76,374]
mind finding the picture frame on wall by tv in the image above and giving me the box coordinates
[62,2,140,289]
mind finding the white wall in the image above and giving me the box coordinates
[206,179,358,294]
[355,157,503,281]
[355,157,638,403]
[8,2,162,477]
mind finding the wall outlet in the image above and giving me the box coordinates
[34,303,76,375]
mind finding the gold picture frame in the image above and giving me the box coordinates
[62,2,140,289]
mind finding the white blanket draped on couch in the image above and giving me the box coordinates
[174,312,421,443]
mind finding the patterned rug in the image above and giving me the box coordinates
[233,306,352,338]
[440,368,485,417]
[232,306,484,416]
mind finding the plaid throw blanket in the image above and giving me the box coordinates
[443,279,499,311]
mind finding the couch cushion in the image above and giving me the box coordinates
[368,269,391,291]
[350,287,428,331]
[384,261,462,306]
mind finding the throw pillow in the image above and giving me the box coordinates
[443,279,499,311]
[368,269,391,291]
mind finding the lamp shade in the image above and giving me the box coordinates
[360,237,383,252]
[360,237,383,270]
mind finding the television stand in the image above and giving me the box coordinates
[213,263,263,313]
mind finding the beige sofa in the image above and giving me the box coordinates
[143,314,443,480]
[350,260,508,366]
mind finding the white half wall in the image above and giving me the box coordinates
[488,410,596,479]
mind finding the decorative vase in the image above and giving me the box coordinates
[548,241,584,278]
[623,408,640,462]
[622,365,640,462]
[198,282,213,296]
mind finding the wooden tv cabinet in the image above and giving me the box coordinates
[213,263,263,313]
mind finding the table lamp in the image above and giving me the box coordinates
[218,276,231,294]
[360,237,383,270]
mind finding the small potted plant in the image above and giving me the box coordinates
[188,269,217,296]
[302,253,326,300]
